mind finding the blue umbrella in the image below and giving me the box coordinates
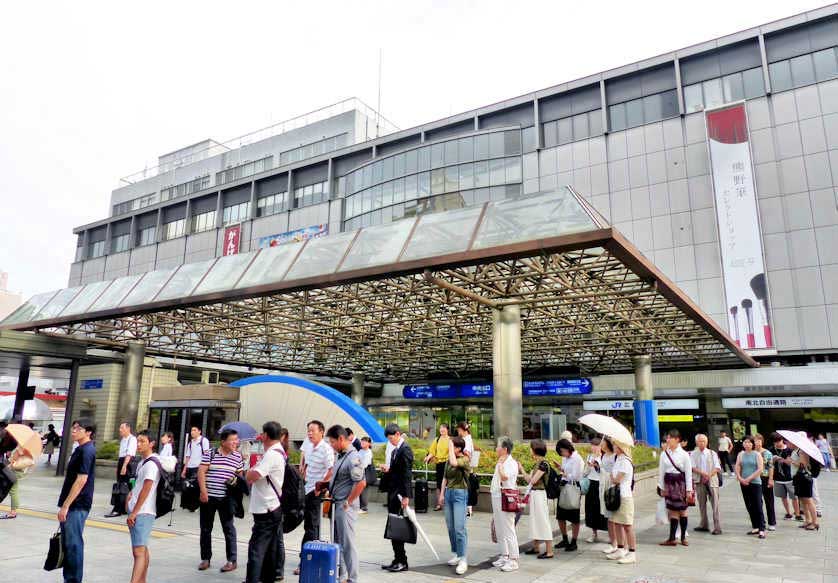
[219,421,258,441]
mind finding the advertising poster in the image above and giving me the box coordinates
[706,103,773,351]
[222,224,241,256]
[258,224,328,248]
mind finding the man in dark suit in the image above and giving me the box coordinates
[381,423,413,573]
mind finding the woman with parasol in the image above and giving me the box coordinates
[0,424,41,519]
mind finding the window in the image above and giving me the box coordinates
[191,210,216,233]
[217,156,273,185]
[138,226,156,247]
[813,47,838,82]
[742,67,765,98]
[769,47,838,92]
[89,240,105,259]
[112,193,158,216]
[223,201,250,225]
[609,89,678,131]
[769,60,793,92]
[293,180,328,208]
[684,67,765,112]
[160,175,211,202]
[112,233,130,253]
[684,84,703,114]
[279,134,348,166]
[790,54,816,87]
[256,191,288,217]
[722,72,745,103]
[164,218,185,240]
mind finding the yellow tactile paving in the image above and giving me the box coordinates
[0,505,177,538]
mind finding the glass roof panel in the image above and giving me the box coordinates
[400,205,484,262]
[339,219,416,272]
[61,280,114,316]
[89,274,144,312]
[36,287,84,320]
[156,259,216,301]
[120,268,177,307]
[235,244,299,289]
[471,188,597,250]
[284,231,358,281]
[0,291,59,325]
[194,251,257,295]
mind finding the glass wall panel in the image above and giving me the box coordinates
[572,113,589,140]
[722,72,745,103]
[505,157,522,183]
[457,137,474,162]
[609,103,627,131]
[642,94,663,123]
[393,178,405,204]
[474,160,489,187]
[89,274,144,311]
[431,143,445,169]
[542,121,558,148]
[489,158,505,186]
[459,163,475,189]
[558,117,573,144]
[120,268,177,306]
[489,131,505,158]
[625,99,644,128]
[431,168,445,195]
[588,110,603,136]
[742,67,765,98]
[475,134,489,159]
[418,171,431,196]
[444,165,459,192]
[504,130,522,155]
[393,153,405,177]
[381,157,394,181]
[381,182,394,207]
[339,218,416,272]
[156,260,215,301]
[814,47,838,81]
[236,243,301,289]
[404,174,418,200]
[62,280,113,316]
[444,140,458,165]
[769,60,793,92]
[790,54,816,87]
[702,77,724,109]
[419,146,431,171]
[522,126,537,152]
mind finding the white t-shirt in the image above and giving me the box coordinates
[491,455,519,493]
[562,451,584,482]
[160,443,173,458]
[612,454,633,498]
[718,436,732,452]
[359,448,373,469]
[128,455,160,516]
[186,437,210,468]
[119,435,138,458]
[250,443,286,514]
[384,440,395,469]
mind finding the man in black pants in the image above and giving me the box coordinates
[381,424,413,573]
[717,431,734,476]
[295,420,334,576]
[105,422,136,517]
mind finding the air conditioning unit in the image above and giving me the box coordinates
[201,370,221,384]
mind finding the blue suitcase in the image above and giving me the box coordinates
[300,500,339,583]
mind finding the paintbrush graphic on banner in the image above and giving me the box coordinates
[729,305,741,347]
[750,273,772,348]
[741,298,755,349]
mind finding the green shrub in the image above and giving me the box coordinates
[97,440,120,460]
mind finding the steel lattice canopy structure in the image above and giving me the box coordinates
[1,188,757,381]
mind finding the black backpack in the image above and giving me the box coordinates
[143,457,176,518]
[281,463,306,533]
[546,467,561,499]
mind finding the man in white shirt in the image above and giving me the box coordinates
[245,421,286,583]
[690,434,722,534]
[658,429,693,546]
[717,431,734,476]
[126,430,160,583]
[182,426,210,481]
[106,422,138,517]
[295,420,334,576]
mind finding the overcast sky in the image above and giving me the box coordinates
[0,0,829,300]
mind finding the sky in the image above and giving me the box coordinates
[0,0,830,300]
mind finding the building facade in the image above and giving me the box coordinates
[65,7,838,442]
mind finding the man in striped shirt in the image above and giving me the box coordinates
[197,428,244,574]
[294,420,334,576]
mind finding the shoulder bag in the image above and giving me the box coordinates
[604,484,621,511]
[384,510,417,544]
[500,488,521,512]
[558,480,582,510]
[665,450,695,507]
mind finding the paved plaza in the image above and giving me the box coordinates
[1,465,836,582]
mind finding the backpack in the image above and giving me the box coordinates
[545,467,561,500]
[281,462,306,533]
[143,456,176,519]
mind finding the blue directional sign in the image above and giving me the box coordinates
[523,378,593,396]
[459,383,493,398]
[402,384,459,399]
[402,378,592,399]
[81,379,104,390]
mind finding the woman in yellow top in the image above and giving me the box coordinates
[424,423,451,511]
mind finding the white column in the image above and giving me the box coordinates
[493,305,522,441]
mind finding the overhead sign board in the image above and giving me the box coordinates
[583,399,700,411]
[81,379,104,390]
[402,378,593,400]
[523,378,593,396]
[722,396,838,409]
[258,224,328,248]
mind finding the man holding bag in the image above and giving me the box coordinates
[690,434,722,535]
[382,423,413,573]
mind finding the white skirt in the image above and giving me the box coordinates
[599,473,613,519]
[528,490,553,541]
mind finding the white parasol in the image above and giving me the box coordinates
[397,495,440,560]
[578,413,634,447]
[777,430,823,465]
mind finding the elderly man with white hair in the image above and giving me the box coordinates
[690,434,722,534]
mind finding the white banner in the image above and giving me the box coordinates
[583,399,700,411]
[707,104,773,350]
[722,396,838,409]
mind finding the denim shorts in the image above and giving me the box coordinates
[129,513,155,547]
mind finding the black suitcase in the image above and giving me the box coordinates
[180,478,200,511]
[110,482,130,512]
[413,478,428,513]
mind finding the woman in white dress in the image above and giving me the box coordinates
[519,439,553,559]
[599,437,618,554]
[490,436,520,572]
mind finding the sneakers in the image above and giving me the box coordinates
[554,539,569,549]
[499,560,519,572]
[601,545,617,554]
[784,513,793,520]
[585,535,598,543]
[606,548,627,560]
[455,559,468,575]
[491,557,508,568]
[447,556,460,566]
[617,551,637,564]
[565,541,578,552]
[767,525,776,531]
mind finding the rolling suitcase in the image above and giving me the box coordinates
[300,497,340,583]
[413,468,429,514]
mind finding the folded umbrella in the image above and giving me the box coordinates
[219,421,258,441]
[777,430,822,465]
[398,495,440,560]
[578,413,634,447]
[5,423,43,458]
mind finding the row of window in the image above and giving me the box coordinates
[256,191,289,217]
[293,180,329,209]
[223,201,250,225]
[609,90,678,132]
[279,133,348,166]
[344,157,522,219]
[684,67,765,114]
[160,175,211,202]
[343,184,523,232]
[192,210,216,234]
[138,226,156,247]
[217,156,273,186]
[342,130,522,196]
[88,240,106,259]
[112,233,130,254]
[113,193,158,217]
[769,46,838,93]
[542,110,604,149]
[164,218,186,241]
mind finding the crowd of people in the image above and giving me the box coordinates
[0,414,832,582]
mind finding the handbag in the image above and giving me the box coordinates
[500,488,521,513]
[579,476,591,496]
[364,464,378,486]
[604,484,621,512]
[384,512,417,544]
[558,482,582,510]
[43,529,64,571]
[665,450,695,507]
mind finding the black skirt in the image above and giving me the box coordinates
[557,505,581,524]
[793,471,814,499]
[584,480,608,530]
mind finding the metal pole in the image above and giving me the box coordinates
[12,356,31,421]
[56,359,79,477]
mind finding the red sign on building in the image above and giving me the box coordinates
[223,225,241,256]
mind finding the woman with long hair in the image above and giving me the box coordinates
[584,437,609,543]
[519,439,553,559]
[735,435,766,538]
[457,421,478,516]
[490,436,520,572]
[437,436,472,574]
[424,423,451,511]
[554,438,583,552]
[599,437,618,554]
[793,451,821,530]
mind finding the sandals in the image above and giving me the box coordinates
[0,512,16,519]
[805,524,820,531]
[537,552,554,559]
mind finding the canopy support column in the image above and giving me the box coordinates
[632,354,659,447]
[351,372,364,406]
[493,305,522,441]
[115,341,145,434]
[56,359,79,476]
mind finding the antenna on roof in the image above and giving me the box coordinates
[376,48,382,139]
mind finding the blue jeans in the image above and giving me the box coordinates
[61,508,89,583]
[444,489,468,558]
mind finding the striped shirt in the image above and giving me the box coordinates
[201,448,244,498]
[304,439,334,495]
